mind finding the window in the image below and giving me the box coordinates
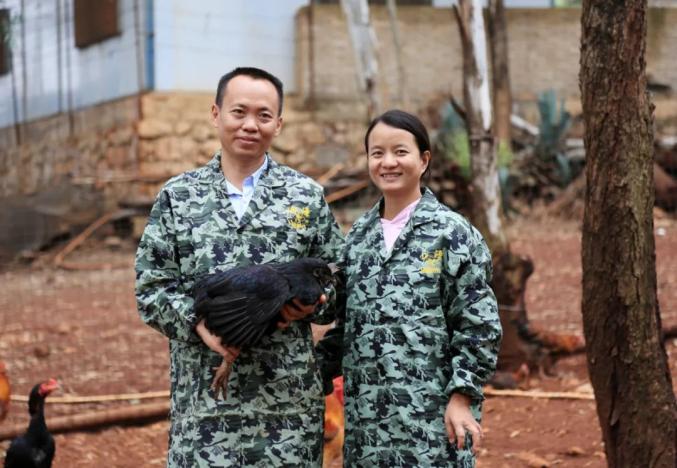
[74,0,120,49]
[0,9,10,75]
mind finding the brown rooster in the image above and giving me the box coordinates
[0,361,10,423]
[323,376,345,468]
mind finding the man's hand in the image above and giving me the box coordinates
[444,392,483,453]
[195,319,239,358]
[277,294,327,329]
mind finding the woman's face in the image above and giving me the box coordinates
[367,122,430,199]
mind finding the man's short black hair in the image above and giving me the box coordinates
[215,67,284,116]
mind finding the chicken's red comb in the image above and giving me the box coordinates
[39,379,59,395]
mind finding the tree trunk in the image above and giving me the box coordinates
[580,0,677,466]
[454,1,580,381]
[340,0,380,120]
[386,0,409,109]
[487,0,512,148]
[454,0,506,254]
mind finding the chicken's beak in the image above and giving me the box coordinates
[327,263,340,275]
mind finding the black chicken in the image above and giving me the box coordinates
[194,257,338,398]
[4,379,59,468]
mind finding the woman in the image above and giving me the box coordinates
[316,110,502,467]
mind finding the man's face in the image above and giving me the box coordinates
[211,75,282,161]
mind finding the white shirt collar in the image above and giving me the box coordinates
[224,156,269,196]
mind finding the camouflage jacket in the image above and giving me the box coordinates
[135,152,344,467]
[316,188,501,467]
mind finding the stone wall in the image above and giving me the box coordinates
[0,96,140,206]
[135,92,216,197]
[0,90,366,209]
[0,96,140,257]
[136,93,369,197]
[295,6,677,117]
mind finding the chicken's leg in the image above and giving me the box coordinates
[211,347,240,399]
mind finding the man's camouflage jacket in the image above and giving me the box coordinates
[135,152,344,467]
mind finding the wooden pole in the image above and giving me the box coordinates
[11,390,170,405]
[484,388,594,400]
[0,401,169,441]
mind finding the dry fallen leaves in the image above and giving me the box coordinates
[564,446,586,456]
[515,451,551,467]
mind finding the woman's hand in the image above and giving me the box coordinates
[444,392,483,453]
[277,294,327,329]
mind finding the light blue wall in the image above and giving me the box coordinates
[0,0,146,128]
[153,0,308,94]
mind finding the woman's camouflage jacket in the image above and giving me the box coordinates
[316,188,501,467]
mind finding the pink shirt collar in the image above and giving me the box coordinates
[380,198,421,252]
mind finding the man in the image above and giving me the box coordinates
[135,67,344,467]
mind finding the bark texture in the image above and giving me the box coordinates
[580,1,677,466]
[488,0,512,147]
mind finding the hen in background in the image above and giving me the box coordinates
[322,376,345,468]
[0,362,9,423]
[4,379,59,468]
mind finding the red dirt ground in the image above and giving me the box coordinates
[0,214,675,467]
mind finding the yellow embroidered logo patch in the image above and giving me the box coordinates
[287,206,311,230]
[420,249,443,274]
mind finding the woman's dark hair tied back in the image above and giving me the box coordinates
[364,109,431,156]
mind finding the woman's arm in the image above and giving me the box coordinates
[442,224,502,401]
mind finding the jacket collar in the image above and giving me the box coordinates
[357,188,439,262]
[360,187,439,230]
[199,150,288,229]
[410,187,440,227]
[202,150,286,188]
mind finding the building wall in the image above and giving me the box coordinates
[296,6,677,113]
[3,4,677,221]
[0,0,147,129]
[153,0,308,94]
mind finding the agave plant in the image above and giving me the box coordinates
[535,89,573,187]
[432,101,516,214]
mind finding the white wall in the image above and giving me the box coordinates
[0,0,146,128]
[153,0,308,95]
